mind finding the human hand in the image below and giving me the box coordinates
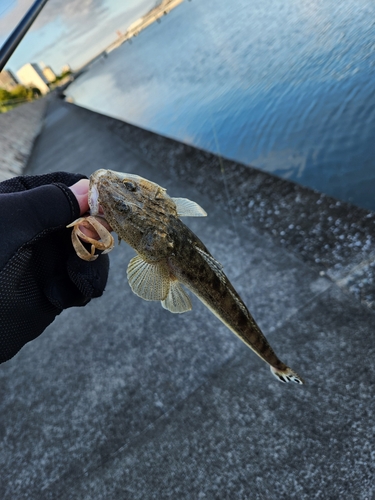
[69,178,112,238]
[0,172,110,363]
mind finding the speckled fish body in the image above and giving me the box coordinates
[88,169,304,385]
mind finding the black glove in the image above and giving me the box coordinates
[0,172,109,363]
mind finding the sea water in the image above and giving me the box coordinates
[66,0,375,211]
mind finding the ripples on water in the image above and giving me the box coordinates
[67,0,375,210]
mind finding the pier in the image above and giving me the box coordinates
[1,95,374,499]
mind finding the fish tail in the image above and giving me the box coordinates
[270,365,304,385]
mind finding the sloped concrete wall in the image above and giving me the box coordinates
[0,97,48,181]
[2,97,374,500]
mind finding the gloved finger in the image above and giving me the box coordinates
[69,180,113,238]
[67,252,110,303]
[69,179,90,215]
[0,172,86,194]
[0,183,81,268]
[34,229,110,309]
[44,254,109,309]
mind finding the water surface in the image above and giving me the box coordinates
[67,0,375,210]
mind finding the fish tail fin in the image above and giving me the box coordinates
[270,365,304,385]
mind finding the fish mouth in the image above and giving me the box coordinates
[88,184,100,214]
[89,169,155,214]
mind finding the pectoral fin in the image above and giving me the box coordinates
[161,280,192,313]
[127,255,170,301]
[172,197,207,217]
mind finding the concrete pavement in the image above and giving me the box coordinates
[1,96,374,499]
[0,97,48,181]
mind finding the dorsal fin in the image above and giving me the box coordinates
[172,197,207,217]
[195,246,226,283]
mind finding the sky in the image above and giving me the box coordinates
[0,0,159,74]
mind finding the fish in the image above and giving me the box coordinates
[81,169,304,384]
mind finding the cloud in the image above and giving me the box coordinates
[29,0,156,64]
[0,0,32,37]
[0,0,107,37]
[1,0,160,71]
[36,0,107,27]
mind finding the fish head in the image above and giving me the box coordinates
[89,169,171,212]
[88,169,177,241]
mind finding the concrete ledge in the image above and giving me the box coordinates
[2,96,374,499]
[0,97,48,181]
[4,95,374,307]
[68,103,375,309]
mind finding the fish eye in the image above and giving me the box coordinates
[115,199,130,212]
[124,181,136,192]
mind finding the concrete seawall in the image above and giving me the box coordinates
[0,97,48,181]
[102,108,375,304]
[1,95,375,499]
[63,100,375,309]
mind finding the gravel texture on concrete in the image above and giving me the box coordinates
[1,96,374,499]
[0,97,48,181]
[103,111,375,310]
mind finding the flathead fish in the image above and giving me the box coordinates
[85,169,304,384]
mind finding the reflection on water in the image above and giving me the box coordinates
[67,0,375,211]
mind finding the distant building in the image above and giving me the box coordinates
[127,18,144,34]
[61,64,71,74]
[16,63,49,94]
[42,66,56,83]
[0,70,19,91]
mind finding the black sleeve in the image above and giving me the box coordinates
[0,172,109,363]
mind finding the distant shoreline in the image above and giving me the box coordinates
[77,0,185,72]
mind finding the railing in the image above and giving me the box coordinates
[0,0,50,72]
